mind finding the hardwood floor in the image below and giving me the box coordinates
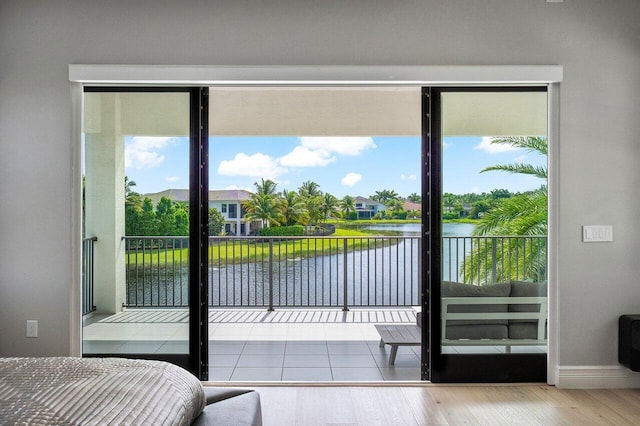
[252,385,640,425]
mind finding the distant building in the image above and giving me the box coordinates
[143,189,261,236]
[354,196,386,219]
[402,200,421,212]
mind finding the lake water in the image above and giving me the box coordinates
[126,222,477,307]
[354,222,475,238]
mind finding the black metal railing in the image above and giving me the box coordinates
[124,236,189,308]
[207,236,421,310]
[82,237,98,316]
[443,235,547,285]
[121,235,547,309]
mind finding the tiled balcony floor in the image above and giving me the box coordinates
[82,308,545,382]
[83,308,423,382]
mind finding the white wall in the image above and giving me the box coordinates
[1,0,640,385]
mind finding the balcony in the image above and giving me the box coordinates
[82,234,547,381]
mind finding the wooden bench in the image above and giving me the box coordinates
[374,324,421,365]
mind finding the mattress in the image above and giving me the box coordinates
[0,357,205,425]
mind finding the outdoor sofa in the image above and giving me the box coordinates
[379,280,547,363]
[435,280,548,350]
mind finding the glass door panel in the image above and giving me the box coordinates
[429,88,548,382]
[207,86,424,382]
[82,89,195,371]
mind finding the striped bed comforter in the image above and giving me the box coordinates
[0,357,205,425]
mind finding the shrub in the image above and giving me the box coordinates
[258,225,304,236]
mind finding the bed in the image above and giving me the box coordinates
[0,357,261,425]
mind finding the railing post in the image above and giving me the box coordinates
[491,237,497,284]
[82,237,98,316]
[343,238,349,311]
[268,239,274,311]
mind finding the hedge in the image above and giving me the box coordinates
[258,225,304,236]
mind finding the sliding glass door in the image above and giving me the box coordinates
[426,87,548,382]
[81,88,208,377]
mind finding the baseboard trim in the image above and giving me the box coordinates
[557,365,640,388]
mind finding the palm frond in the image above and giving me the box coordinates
[489,136,547,156]
[481,163,547,179]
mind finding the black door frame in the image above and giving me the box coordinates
[82,87,209,379]
[425,86,548,383]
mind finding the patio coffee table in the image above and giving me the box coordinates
[374,324,421,366]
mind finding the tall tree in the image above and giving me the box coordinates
[244,192,285,228]
[371,189,400,205]
[340,195,356,218]
[407,193,421,203]
[280,189,310,226]
[254,178,278,196]
[208,207,225,236]
[320,193,340,222]
[298,180,322,198]
[387,199,405,213]
[139,197,157,235]
[155,196,176,235]
[305,196,324,225]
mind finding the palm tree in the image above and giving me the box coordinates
[320,193,340,222]
[254,178,278,196]
[280,189,310,226]
[463,136,548,284]
[298,180,322,198]
[407,193,421,203]
[387,199,404,213]
[124,176,142,211]
[371,189,399,205]
[475,136,547,235]
[340,195,356,218]
[244,192,285,228]
[480,136,547,179]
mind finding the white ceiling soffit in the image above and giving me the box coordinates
[83,92,190,136]
[83,88,549,138]
[442,91,548,137]
[69,65,563,85]
[210,87,421,136]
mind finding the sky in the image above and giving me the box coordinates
[122,135,547,198]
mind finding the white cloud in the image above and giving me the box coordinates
[514,154,528,163]
[125,137,173,169]
[165,176,181,182]
[341,172,362,187]
[443,141,452,149]
[401,174,417,181]
[474,137,521,154]
[299,137,376,156]
[279,146,336,167]
[471,185,481,194]
[217,152,287,179]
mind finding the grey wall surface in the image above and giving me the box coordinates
[1,0,639,368]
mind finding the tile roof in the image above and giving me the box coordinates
[143,189,254,203]
[354,196,381,205]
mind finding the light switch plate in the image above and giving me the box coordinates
[26,320,38,338]
[582,225,613,242]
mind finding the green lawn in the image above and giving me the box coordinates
[126,228,395,266]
